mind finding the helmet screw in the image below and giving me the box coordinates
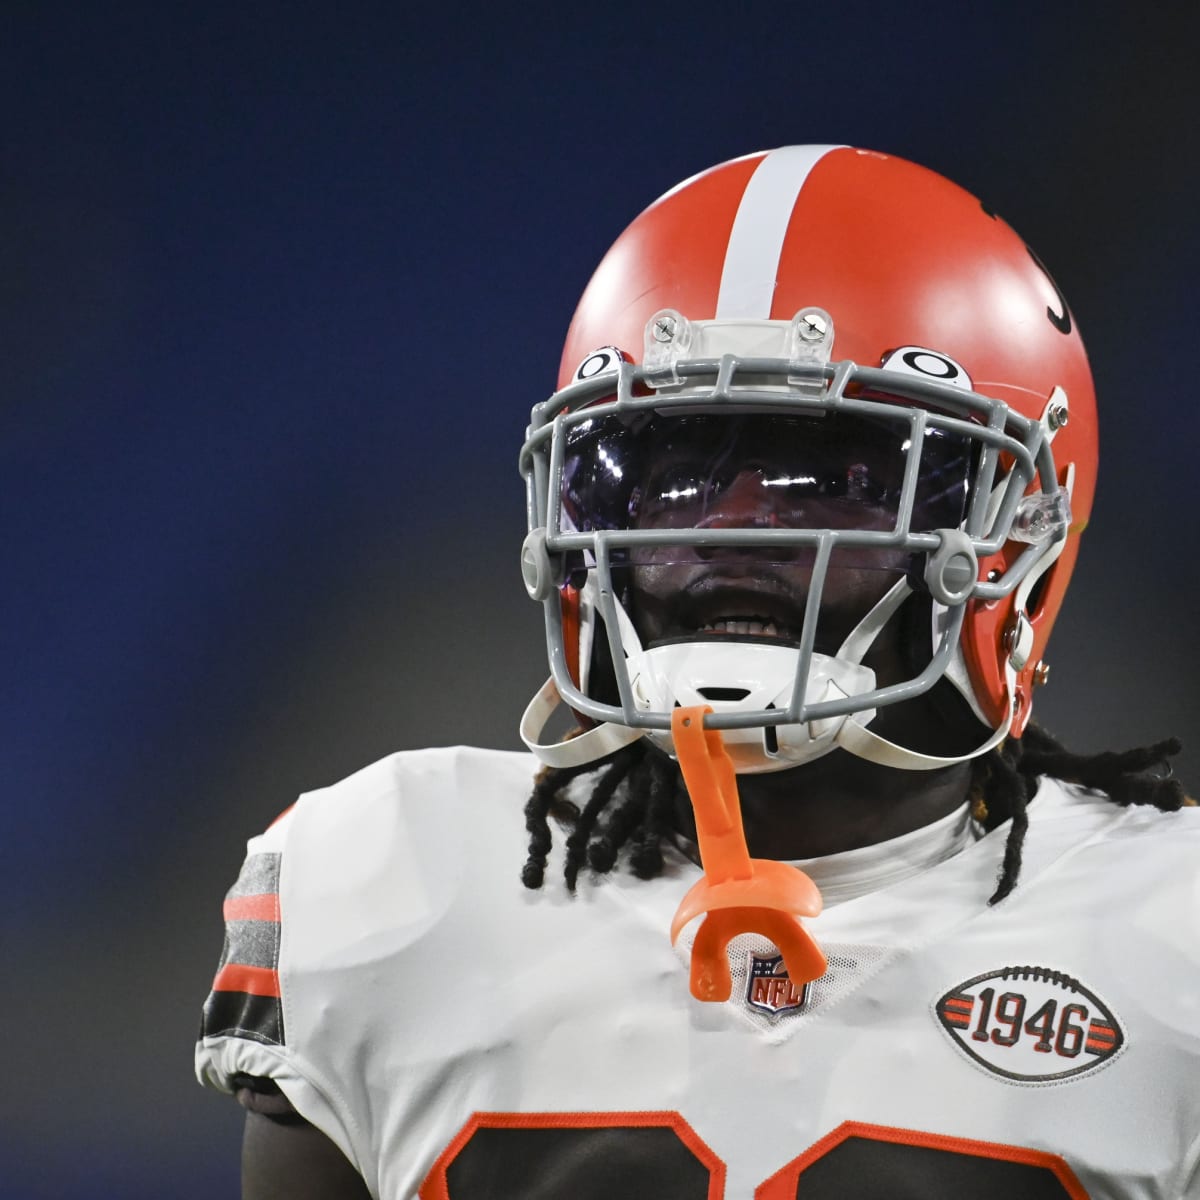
[1048,402,1070,431]
[652,314,677,343]
[1003,624,1018,654]
[1033,660,1051,687]
[797,311,828,342]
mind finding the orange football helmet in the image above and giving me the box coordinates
[520,146,1096,773]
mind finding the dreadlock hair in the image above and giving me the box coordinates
[971,726,1188,902]
[520,739,679,892]
[520,724,1190,905]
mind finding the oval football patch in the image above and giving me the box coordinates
[935,965,1124,1084]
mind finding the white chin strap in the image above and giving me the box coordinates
[520,576,1015,773]
[520,677,646,769]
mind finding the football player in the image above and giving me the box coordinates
[198,146,1198,1199]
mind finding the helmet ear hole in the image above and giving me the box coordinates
[1023,569,1051,622]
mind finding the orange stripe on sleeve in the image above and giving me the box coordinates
[223,893,279,922]
[213,962,281,998]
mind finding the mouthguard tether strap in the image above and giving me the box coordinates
[669,706,827,1001]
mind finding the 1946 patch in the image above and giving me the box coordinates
[935,965,1124,1084]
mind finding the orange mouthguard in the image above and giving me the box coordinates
[669,706,827,1002]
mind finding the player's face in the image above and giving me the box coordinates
[627,519,896,661]
[624,413,968,670]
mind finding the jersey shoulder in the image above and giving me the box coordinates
[1027,776,1200,922]
[196,745,536,1078]
[1034,774,1200,840]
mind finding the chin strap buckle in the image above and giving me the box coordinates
[668,706,827,1001]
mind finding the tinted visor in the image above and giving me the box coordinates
[560,410,972,567]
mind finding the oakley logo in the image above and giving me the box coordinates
[880,347,972,390]
[574,347,622,382]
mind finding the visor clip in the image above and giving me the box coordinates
[786,307,835,388]
[643,308,693,387]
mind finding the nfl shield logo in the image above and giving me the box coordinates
[747,952,809,1016]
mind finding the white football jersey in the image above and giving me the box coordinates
[196,746,1200,1199]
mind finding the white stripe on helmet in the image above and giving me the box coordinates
[715,145,846,320]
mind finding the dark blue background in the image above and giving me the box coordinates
[2,4,1196,1196]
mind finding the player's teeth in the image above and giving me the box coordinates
[697,618,786,637]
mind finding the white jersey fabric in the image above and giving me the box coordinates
[196,746,1200,1199]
